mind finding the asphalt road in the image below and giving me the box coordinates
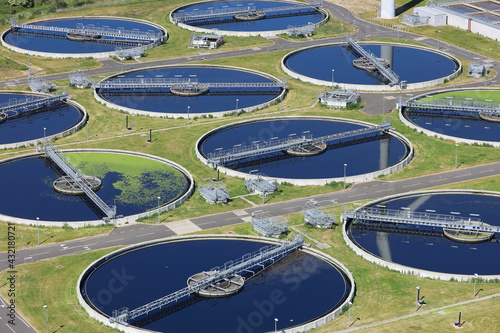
[0,2,499,332]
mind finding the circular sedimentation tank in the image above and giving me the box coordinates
[344,190,500,280]
[0,91,86,149]
[400,88,500,146]
[0,150,193,225]
[78,235,355,333]
[196,116,413,185]
[170,0,328,36]
[94,65,286,118]
[1,16,167,58]
[282,42,461,91]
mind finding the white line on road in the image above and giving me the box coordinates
[105,238,125,243]
[375,189,390,193]
[349,193,366,198]
[402,183,421,188]
[428,179,442,183]
[5,323,15,333]
[456,173,471,178]
[478,169,493,174]
[32,252,50,256]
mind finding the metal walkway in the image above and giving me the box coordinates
[347,37,399,86]
[43,144,116,219]
[208,122,392,165]
[172,1,322,23]
[93,78,286,90]
[0,92,67,118]
[11,21,162,42]
[401,99,500,117]
[345,208,500,234]
[111,235,305,324]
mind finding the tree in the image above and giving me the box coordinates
[8,0,34,7]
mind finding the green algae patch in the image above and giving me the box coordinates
[65,152,189,208]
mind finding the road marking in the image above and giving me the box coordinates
[375,189,390,193]
[478,169,493,174]
[428,179,442,183]
[5,323,15,333]
[105,238,125,243]
[32,252,50,256]
[456,173,471,178]
[86,243,96,246]
[349,193,366,198]
[402,183,421,188]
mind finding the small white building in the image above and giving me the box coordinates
[191,35,224,49]
[414,7,447,26]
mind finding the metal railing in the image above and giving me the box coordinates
[172,1,322,23]
[401,99,500,116]
[0,93,67,117]
[11,21,162,41]
[345,208,500,233]
[208,122,392,165]
[112,235,304,324]
[347,37,399,86]
[44,144,115,219]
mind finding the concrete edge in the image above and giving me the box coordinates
[342,188,500,281]
[195,115,414,186]
[93,63,287,118]
[0,148,195,228]
[76,234,356,333]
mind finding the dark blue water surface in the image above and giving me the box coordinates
[82,239,350,332]
[174,1,325,32]
[0,93,83,145]
[200,118,409,179]
[349,193,500,275]
[98,67,282,114]
[0,155,188,221]
[405,111,500,142]
[4,18,162,54]
[284,44,458,85]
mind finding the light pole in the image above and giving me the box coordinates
[437,31,440,50]
[341,23,344,41]
[343,163,347,189]
[157,196,161,224]
[486,48,492,86]
[36,217,40,246]
[455,144,458,169]
[187,106,190,125]
[348,301,352,327]
[236,98,239,111]
[474,273,478,297]
[331,69,335,91]
[43,305,49,333]
[416,286,420,311]
[43,127,46,146]
[274,318,278,333]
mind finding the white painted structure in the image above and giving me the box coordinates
[414,7,447,26]
[380,0,396,19]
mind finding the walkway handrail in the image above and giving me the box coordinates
[172,1,323,23]
[208,123,392,165]
[43,144,115,219]
[11,22,162,41]
[347,37,399,86]
[401,99,500,116]
[114,235,305,324]
[0,92,67,116]
[345,208,500,233]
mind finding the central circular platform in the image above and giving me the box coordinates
[344,190,500,279]
[282,42,461,91]
[94,65,286,118]
[1,16,167,58]
[79,235,354,333]
[0,91,86,149]
[0,150,193,226]
[197,116,413,185]
[170,0,328,36]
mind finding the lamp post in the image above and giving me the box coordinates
[437,31,440,50]
[474,273,478,297]
[274,318,278,333]
[157,196,161,224]
[43,305,49,333]
[348,301,352,327]
[236,98,239,111]
[416,286,420,311]
[331,69,335,91]
[486,48,492,86]
[187,106,190,125]
[343,163,347,189]
[341,23,344,41]
[43,127,46,146]
[36,217,40,246]
[455,144,458,169]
